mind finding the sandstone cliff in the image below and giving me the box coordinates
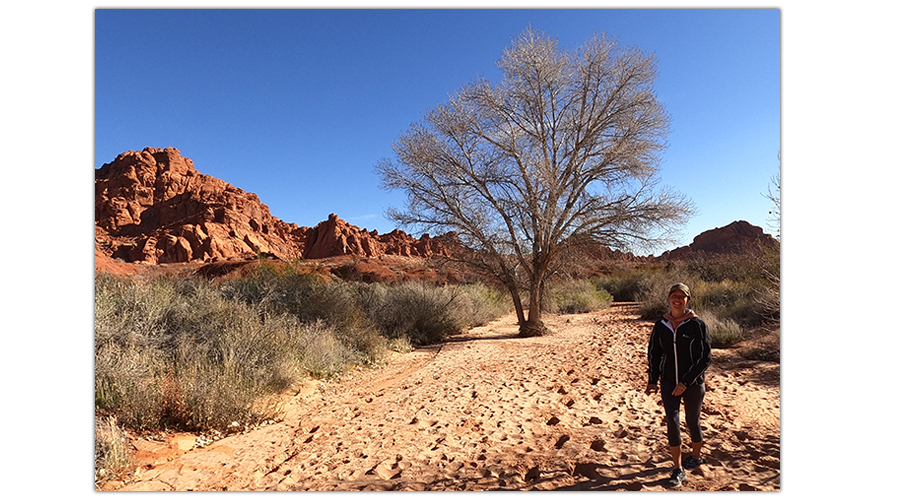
[659,220,778,260]
[95,147,454,265]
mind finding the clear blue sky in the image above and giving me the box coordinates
[95,8,780,255]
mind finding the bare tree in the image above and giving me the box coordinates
[764,158,781,240]
[377,28,693,336]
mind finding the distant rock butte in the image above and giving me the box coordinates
[95,147,455,265]
[660,220,779,260]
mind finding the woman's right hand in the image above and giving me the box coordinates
[645,383,658,395]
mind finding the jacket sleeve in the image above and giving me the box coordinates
[680,320,712,386]
[647,323,663,385]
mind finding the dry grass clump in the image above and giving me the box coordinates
[95,415,129,484]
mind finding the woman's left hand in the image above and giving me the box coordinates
[672,383,687,396]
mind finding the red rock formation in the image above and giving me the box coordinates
[660,220,778,260]
[298,214,455,260]
[95,147,312,264]
[95,147,454,265]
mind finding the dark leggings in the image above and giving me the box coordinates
[660,379,706,447]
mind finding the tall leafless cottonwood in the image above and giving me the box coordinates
[377,28,693,336]
[765,163,781,240]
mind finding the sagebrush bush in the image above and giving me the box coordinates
[702,311,743,347]
[690,279,763,326]
[362,282,463,344]
[545,279,613,314]
[592,270,654,302]
[351,281,510,345]
[94,342,166,430]
[220,264,385,364]
[297,321,358,378]
[448,283,511,328]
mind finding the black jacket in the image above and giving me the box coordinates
[647,315,712,386]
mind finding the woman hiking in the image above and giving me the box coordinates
[645,283,712,488]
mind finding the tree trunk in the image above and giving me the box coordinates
[508,284,526,326]
[519,278,549,337]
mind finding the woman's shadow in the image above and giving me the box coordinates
[554,459,676,491]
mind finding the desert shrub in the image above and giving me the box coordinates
[360,282,463,344]
[95,274,345,432]
[607,257,777,330]
[689,279,761,325]
[219,265,385,364]
[385,335,414,354]
[685,244,779,284]
[592,269,654,302]
[755,274,780,322]
[297,321,357,378]
[545,279,613,314]
[94,342,166,430]
[684,245,781,326]
[95,270,509,435]
[449,283,512,327]
[95,415,129,483]
[94,273,177,352]
[352,282,509,346]
[301,282,386,364]
[94,274,172,429]
[219,262,322,317]
[702,311,743,347]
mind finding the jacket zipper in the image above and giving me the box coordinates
[672,324,679,384]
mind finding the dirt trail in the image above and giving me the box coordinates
[101,303,780,491]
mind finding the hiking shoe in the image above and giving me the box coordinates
[683,455,704,469]
[667,467,686,487]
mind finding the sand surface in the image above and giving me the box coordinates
[101,303,780,491]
